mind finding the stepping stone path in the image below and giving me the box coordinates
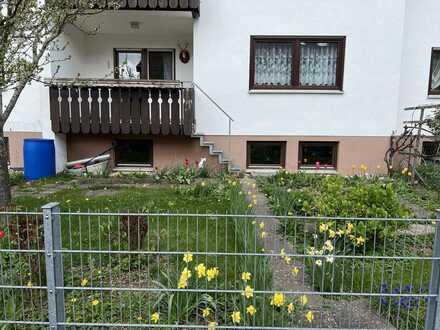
[241,176,395,329]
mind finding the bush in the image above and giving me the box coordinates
[417,163,440,194]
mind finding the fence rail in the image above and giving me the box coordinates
[0,205,439,329]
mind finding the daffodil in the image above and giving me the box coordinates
[305,310,314,323]
[283,256,292,264]
[242,285,254,299]
[206,267,219,281]
[323,240,334,252]
[300,295,308,306]
[241,272,251,282]
[291,267,300,276]
[328,229,336,238]
[287,302,294,314]
[260,231,267,239]
[231,311,241,324]
[183,253,193,263]
[259,222,265,229]
[208,321,217,330]
[315,260,322,267]
[346,223,354,233]
[27,281,33,287]
[202,308,210,318]
[195,263,206,278]
[356,236,365,246]
[151,312,160,323]
[246,304,256,316]
[280,248,286,256]
[326,256,335,263]
[270,293,285,307]
[91,299,100,306]
[137,316,143,321]
[178,267,192,289]
[80,278,88,287]
[319,223,329,233]
[70,297,77,303]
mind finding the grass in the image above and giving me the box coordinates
[258,171,436,329]
[1,175,281,328]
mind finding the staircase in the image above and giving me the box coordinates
[192,134,234,168]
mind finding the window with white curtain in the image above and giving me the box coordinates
[429,49,440,95]
[250,37,345,90]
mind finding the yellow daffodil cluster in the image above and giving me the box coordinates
[280,248,292,265]
[179,253,220,288]
[178,267,192,289]
[401,167,412,177]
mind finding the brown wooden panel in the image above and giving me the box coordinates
[111,88,121,134]
[120,88,131,134]
[169,0,178,8]
[150,89,161,135]
[101,88,110,134]
[60,87,70,134]
[183,88,194,136]
[49,87,61,133]
[170,89,180,135]
[131,88,141,134]
[80,88,90,134]
[90,88,100,134]
[140,89,150,135]
[161,90,170,135]
[179,0,188,8]
[138,0,148,7]
[189,0,199,8]
[148,0,158,8]
[158,0,168,8]
[70,88,81,134]
[128,0,137,8]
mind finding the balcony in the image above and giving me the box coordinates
[49,79,195,136]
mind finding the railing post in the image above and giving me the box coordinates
[43,203,65,330]
[426,210,440,330]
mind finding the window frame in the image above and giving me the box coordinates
[249,36,346,91]
[115,139,154,167]
[114,48,176,80]
[428,47,440,96]
[246,141,287,168]
[298,141,339,170]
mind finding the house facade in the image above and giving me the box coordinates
[3,0,440,174]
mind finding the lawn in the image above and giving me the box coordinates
[2,174,286,328]
[258,171,438,330]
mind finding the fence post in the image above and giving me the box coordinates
[426,210,440,330]
[43,202,65,330]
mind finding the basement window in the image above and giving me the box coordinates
[247,141,286,168]
[115,140,153,167]
[299,142,338,170]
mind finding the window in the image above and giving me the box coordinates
[299,142,338,169]
[247,141,286,168]
[114,49,175,80]
[429,48,440,95]
[250,36,345,90]
[115,140,153,166]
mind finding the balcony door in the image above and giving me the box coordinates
[114,48,175,80]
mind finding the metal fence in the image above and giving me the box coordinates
[0,204,439,329]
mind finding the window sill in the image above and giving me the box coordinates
[427,94,440,99]
[249,89,344,95]
[299,168,338,175]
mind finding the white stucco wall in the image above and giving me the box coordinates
[194,0,407,136]
[396,0,440,131]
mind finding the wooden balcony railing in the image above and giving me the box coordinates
[49,79,195,136]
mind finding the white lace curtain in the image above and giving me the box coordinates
[431,53,440,91]
[255,43,292,86]
[300,42,338,87]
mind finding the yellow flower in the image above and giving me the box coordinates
[319,223,329,233]
[260,231,267,239]
[300,295,308,306]
[270,293,285,307]
[183,253,193,263]
[328,229,336,239]
[70,297,77,303]
[241,272,252,282]
[231,311,241,324]
[283,256,292,264]
[315,260,322,267]
[336,229,345,237]
[201,181,206,187]
[259,222,265,229]
[407,172,412,177]
[195,263,206,278]
[80,278,88,287]
[346,223,354,233]
[287,302,294,314]
[206,267,219,281]
[248,203,253,208]
[305,310,314,323]
[246,304,256,316]
[208,321,217,330]
[151,312,160,323]
[91,299,100,306]
[356,236,366,246]
[27,281,33,287]
[178,267,192,289]
[291,267,300,276]
[242,285,254,299]
[137,316,143,321]
[280,248,286,257]
[202,308,210,318]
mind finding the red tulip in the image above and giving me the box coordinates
[0,230,5,239]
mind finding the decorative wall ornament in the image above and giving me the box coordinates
[178,42,191,64]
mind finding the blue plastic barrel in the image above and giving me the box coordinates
[23,139,56,181]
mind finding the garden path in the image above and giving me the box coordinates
[241,176,395,329]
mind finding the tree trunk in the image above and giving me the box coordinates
[0,93,11,207]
